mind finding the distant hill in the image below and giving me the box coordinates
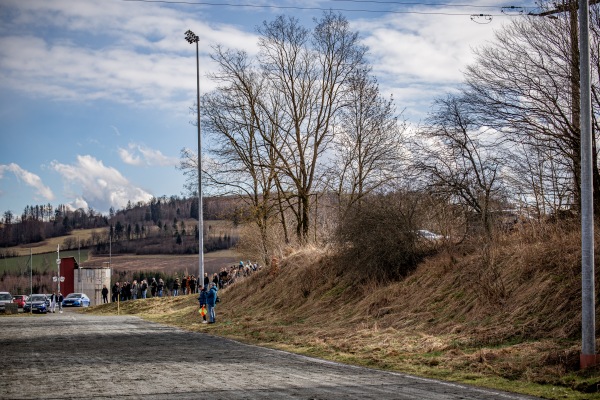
[0,195,245,256]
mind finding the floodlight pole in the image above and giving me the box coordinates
[185,29,204,284]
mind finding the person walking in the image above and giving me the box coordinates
[206,283,218,324]
[102,285,109,303]
[197,285,208,324]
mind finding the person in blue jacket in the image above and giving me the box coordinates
[206,282,218,324]
[197,285,208,324]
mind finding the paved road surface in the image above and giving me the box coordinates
[0,313,540,399]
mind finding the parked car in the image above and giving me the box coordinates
[23,294,49,314]
[62,293,90,307]
[417,229,445,241]
[12,294,28,308]
[0,292,13,312]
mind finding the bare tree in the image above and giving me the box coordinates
[464,10,600,213]
[412,94,505,236]
[180,12,372,245]
[330,67,406,215]
[256,12,367,242]
[185,45,284,263]
[503,140,573,218]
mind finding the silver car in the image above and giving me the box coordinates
[0,292,13,312]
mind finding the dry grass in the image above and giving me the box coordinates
[85,224,600,399]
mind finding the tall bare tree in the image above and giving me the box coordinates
[330,67,406,215]
[186,45,284,263]
[464,9,600,213]
[257,12,367,242]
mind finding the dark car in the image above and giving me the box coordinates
[12,294,28,308]
[23,294,49,314]
[62,293,90,307]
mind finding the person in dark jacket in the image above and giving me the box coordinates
[102,285,109,303]
[206,283,218,324]
[150,278,157,297]
[111,282,120,303]
[57,292,64,313]
[197,286,208,324]
[157,279,165,297]
[172,278,180,297]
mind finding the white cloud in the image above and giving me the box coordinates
[350,3,511,124]
[50,155,153,212]
[0,0,259,113]
[118,143,179,167]
[118,147,143,167]
[0,163,55,201]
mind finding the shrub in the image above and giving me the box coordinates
[332,193,431,283]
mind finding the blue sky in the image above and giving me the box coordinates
[0,0,537,217]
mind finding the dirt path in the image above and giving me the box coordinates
[0,312,540,400]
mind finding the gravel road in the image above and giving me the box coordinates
[0,312,540,400]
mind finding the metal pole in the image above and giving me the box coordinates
[186,29,204,285]
[29,248,32,314]
[196,36,204,285]
[29,248,32,298]
[57,244,61,295]
[579,0,597,369]
[78,236,82,293]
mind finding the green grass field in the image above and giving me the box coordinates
[0,249,90,273]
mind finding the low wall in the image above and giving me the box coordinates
[3,303,18,314]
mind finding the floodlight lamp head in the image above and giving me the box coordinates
[185,30,199,44]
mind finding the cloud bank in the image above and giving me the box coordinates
[50,155,153,212]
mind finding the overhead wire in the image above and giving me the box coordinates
[329,0,520,9]
[120,0,533,17]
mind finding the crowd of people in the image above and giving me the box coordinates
[101,261,261,303]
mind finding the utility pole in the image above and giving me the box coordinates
[531,0,597,369]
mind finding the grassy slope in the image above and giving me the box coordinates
[85,223,600,399]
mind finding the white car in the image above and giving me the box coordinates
[417,230,444,241]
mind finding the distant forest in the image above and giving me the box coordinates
[0,195,243,256]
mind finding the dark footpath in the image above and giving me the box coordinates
[0,313,541,400]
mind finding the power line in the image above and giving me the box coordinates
[120,0,524,17]
[330,0,527,10]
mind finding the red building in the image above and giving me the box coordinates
[59,257,78,296]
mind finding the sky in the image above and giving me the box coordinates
[0,0,539,218]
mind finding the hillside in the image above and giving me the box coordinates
[87,222,600,399]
